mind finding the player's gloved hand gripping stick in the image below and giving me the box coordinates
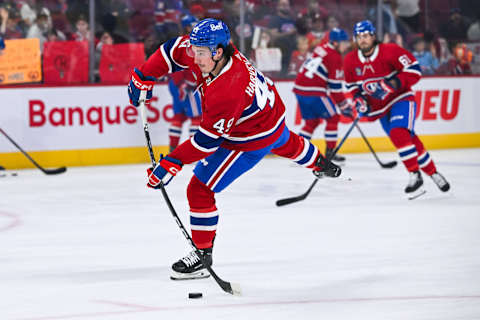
[138,91,241,296]
[276,116,361,207]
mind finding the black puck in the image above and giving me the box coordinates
[188,292,203,299]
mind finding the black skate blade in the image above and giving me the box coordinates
[407,188,426,200]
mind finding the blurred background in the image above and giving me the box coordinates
[0,0,479,86]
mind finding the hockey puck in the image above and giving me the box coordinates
[188,292,203,299]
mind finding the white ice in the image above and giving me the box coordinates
[1,149,480,320]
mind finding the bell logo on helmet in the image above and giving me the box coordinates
[210,22,223,31]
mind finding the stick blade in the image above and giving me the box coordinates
[43,167,67,175]
[276,196,305,207]
[381,161,397,169]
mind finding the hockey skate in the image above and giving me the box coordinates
[405,170,426,200]
[431,171,450,192]
[326,148,346,164]
[170,247,212,280]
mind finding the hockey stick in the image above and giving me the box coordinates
[138,92,241,296]
[276,117,360,207]
[355,124,397,169]
[0,128,67,175]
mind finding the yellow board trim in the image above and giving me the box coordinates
[1,133,479,170]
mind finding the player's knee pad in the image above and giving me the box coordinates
[187,175,217,211]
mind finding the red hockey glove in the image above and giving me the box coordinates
[147,155,183,188]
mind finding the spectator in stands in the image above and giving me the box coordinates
[440,8,470,45]
[190,4,206,21]
[0,4,24,39]
[396,0,421,33]
[412,36,438,75]
[304,12,327,49]
[288,35,309,76]
[446,42,473,75]
[268,0,297,75]
[94,30,113,81]
[70,14,90,41]
[467,11,480,41]
[26,9,52,51]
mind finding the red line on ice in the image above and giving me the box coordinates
[16,294,480,320]
[0,211,21,232]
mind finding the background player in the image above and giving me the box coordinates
[293,28,352,163]
[128,18,341,280]
[343,20,450,198]
[167,14,202,152]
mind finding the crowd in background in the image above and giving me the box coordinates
[0,0,479,83]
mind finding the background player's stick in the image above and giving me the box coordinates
[355,124,397,169]
[0,128,67,175]
[276,117,360,207]
[138,92,241,296]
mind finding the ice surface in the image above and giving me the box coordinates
[1,149,479,320]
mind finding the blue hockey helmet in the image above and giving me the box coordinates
[353,20,376,37]
[181,14,198,28]
[189,18,231,56]
[329,28,349,42]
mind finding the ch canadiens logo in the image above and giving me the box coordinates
[361,78,381,95]
[132,75,153,90]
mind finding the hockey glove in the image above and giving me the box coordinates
[147,155,183,188]
[362,77,399,100]
[128,68,156,107]
[338,99,354,118]
[313,153,342,178]
[353,95,370,116]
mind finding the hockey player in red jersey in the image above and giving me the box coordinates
[127,18,341,280]
[343,20,450,198]
[294,28,352,162]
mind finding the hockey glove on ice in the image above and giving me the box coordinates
[338,99,354,118]
[147,155,183,188]
[313,153,342,178]
[128,68,156,107]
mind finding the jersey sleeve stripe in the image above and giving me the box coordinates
[199,126,221,139]
[170,37,189,69]
[161,38,185,73]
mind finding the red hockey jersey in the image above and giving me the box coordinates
[343,43,422,119]
[293,42,346,104]
[139,35,286,164]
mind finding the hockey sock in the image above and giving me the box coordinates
[169,114,186,150]
[271,130,319,168]
[187,176,218,249]
[389,127,419,172]
[325,114,339,150]
[299,118,320,140]
[412,134,437,175]
[189,116,201,136]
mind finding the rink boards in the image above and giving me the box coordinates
[1,77,479,169]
